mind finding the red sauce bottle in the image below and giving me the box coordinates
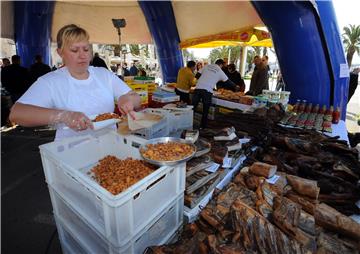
[312,104,320,114]
[332,107,340,124]
[319,105,326,114]
[293,99,300,112]
[305,103,313,113]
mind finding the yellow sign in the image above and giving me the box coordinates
[179,27,272,48]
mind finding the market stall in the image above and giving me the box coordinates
[145,104,360,253]
[37,94,359,253]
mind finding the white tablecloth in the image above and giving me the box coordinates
[212,97,252,111]
[327,120,349,143]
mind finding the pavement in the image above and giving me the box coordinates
[1,126,62,254]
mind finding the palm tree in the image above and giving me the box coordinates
[342,24,360,67]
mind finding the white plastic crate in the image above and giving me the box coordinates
[152,96,180,103]
[167,109,193,132]
[131,108,170,139]
[54,191,184,254]
[39,130,185,247]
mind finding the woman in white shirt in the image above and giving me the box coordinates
[10,24,140,140]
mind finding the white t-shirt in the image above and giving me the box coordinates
[18,66,131,140]
[195,64,228,93]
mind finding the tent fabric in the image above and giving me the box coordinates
[14,1,54,68]
[172,1,263,42]
[51,1,152,45]
[179,28,272,48]
[139,1,183,83]
[50,1,263,46]
[1,1,14,39]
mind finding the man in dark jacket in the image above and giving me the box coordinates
[129,62,139,76]
[1,55,30,102]
[91,53,108,69]
[248,56,269,96]
[348,68,359,103]
[29,55,51,84]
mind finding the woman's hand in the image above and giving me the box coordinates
[56,111,93,131]
[117,91,141,120]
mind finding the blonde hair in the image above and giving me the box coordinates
[56,24,89,51]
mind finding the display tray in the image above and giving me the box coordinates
[194,139,211,158]
[139,137,196,166]
[63,114,122,131]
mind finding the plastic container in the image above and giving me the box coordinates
[52,187,184,253]
[280,91,291,100]
[152,96,180,103]
[163,109,193,132]
[131,108,170,139]
[39,130,185,247]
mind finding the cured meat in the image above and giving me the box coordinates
[316,231,360,254]
[286,191,317,215]
[286,175,320,199]
[231,199,305,254]
[249,162,277,179]
[314,203,360,240]
[272,197,316,253]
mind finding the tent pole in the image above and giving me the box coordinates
[240,46,247,77]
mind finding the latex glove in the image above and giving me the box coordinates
[52,111,93,131]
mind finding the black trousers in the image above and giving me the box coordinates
[192,89,212,128]
[175,88,190,104]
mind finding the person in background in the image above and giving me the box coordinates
[91,52,108,69]
[129,62,138,76]
[226,64,245,92]
[248,55,269,96]
[193,59,236,129]
[122,63,130,76]
[195,62,203,74]
[347,67,360,147]
[1,55,30,103]
[1,58,10,68]
[9,24,141,141]
[29,54,51,85]
[222,58,229,76]
[139,68,147,77]
[253,55,261,72]
[348,67,360,103]
[276,71,285,91]
[175,60,196,104]
[262,55,271,74]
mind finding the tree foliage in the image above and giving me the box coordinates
[342,24,360,67]
[129,44,140,56]
[182,49,195,62]
[208,46,243,64]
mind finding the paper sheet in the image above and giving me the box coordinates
[339,63,349,78]
[266,174,280,184]
[127,112,162,131]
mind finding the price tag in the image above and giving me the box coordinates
[205,163,220,173]
[266,174,280,184]
[222,157,232,168]
[356,200,360,209]
[350,215,360,225]
[339,63,349,78]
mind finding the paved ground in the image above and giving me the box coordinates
[1,127,62,254]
